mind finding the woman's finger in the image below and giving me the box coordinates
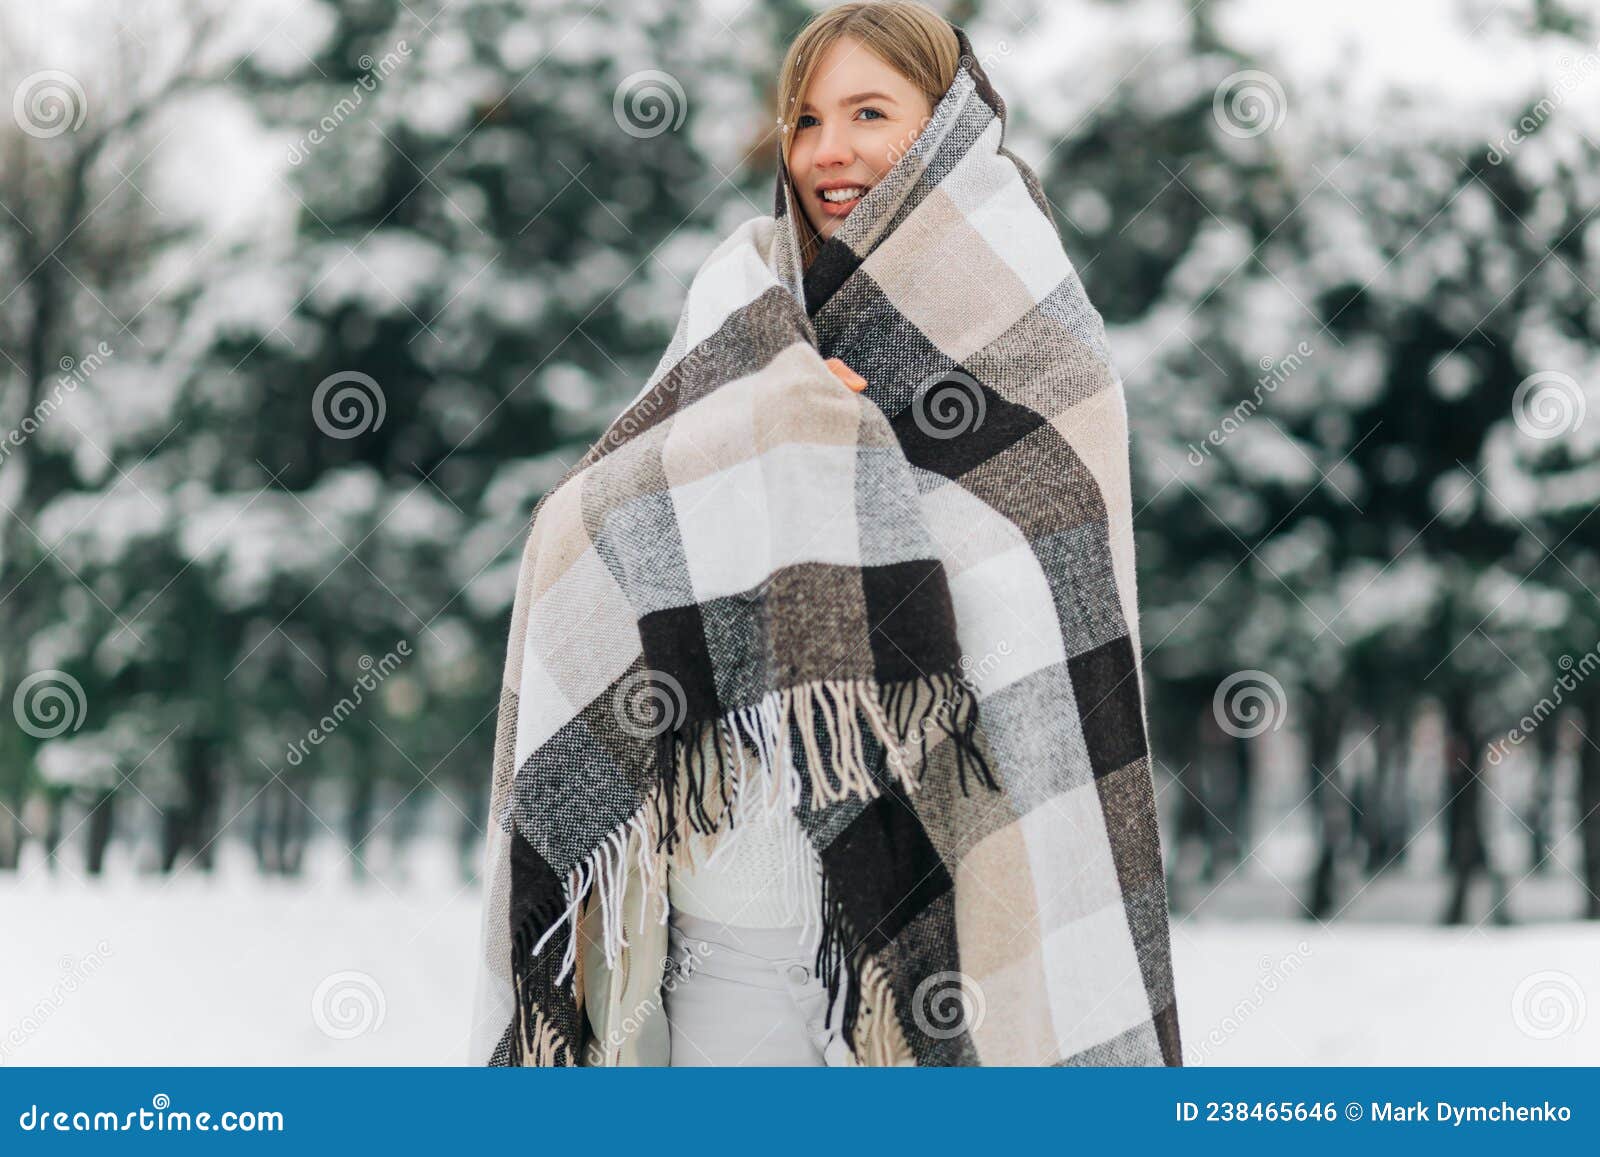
[824,357,867,392]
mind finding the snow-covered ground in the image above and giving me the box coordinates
[1172,917,1600,1065]
[5,862,1598,1066]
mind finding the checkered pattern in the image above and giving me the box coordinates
[471,26,1180,1067]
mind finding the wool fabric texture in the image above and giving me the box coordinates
[471,26,1181,1067]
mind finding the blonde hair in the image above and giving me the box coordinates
[776,2,960,268]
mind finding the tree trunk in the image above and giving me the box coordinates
[0,789,25,870]
[41,788,66,869]
[1528,713,1561,874]
[346,768,376,880]
[84,786,115,874]
[1361,711,1409,873]
[160,734,221,872]
[457,795,482,884]
[1220,731,1252,871]
[1168,707,1214,902]
[1579,697,1600,920]
[1441,691,1508,925]
[1305,696,1348,920]
[0,648,39,870]
[276,770,310,877]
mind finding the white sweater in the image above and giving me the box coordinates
[668,788,823,934]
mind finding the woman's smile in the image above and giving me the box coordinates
[816,179,872,216]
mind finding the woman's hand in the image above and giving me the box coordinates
[824,357,867,392]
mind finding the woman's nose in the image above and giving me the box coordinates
[814,122,853,166]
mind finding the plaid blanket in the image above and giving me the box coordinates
[472,27,1180,1067]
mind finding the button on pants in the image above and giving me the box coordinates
[663,908,853,1067]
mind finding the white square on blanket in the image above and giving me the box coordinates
[916,476,1027,576]
[1041,901,1154,1059]
[684,231,773,350]
[962,176,1072,303]
[516,546,640,765]
[761,442,861,571]
[514,648,572,771]
[937,122,1071,304]
[671,455,773,600]
[1021,785,1126,929]
[946,543,1065,697]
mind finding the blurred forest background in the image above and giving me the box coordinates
[3,0,1600,935]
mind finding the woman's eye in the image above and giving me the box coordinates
[794,108,884,129]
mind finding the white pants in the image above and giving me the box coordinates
[663,908,853,1067]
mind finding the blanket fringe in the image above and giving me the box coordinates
[816,863,916,1065]
[506,921,577,1066]
[515,669,996,1063]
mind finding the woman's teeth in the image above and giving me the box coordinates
[821,186,867,202]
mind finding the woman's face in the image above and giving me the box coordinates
[787,36,934,243]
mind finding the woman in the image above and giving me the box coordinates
[472,0,1181,1068]
[657,0,960,1070]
